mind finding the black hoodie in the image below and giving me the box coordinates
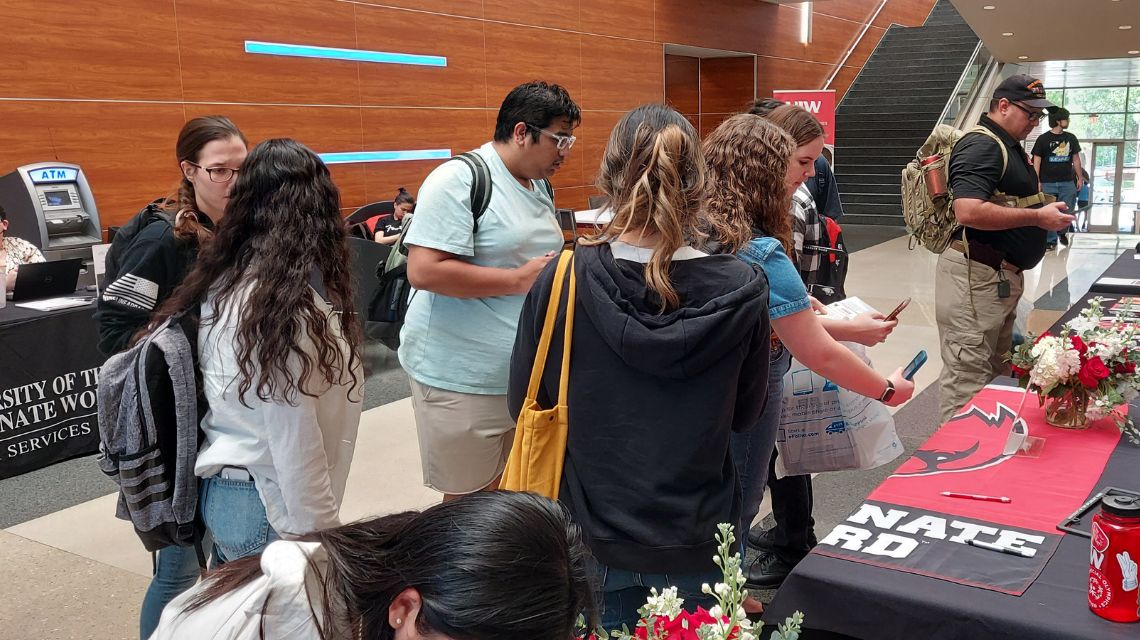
[508,242,770,574]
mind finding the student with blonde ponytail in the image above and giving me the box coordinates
[508,103,772,632]
[95,115,247,639]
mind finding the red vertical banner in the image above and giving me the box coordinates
[773,90,837,146]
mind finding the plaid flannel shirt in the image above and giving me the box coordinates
[791,184,828,290]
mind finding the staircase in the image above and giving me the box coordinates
[834,0,979,227]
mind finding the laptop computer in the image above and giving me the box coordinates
[11,258,84,302]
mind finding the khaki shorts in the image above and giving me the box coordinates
[408,378,515,494]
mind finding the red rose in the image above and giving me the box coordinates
[1088,356,1111,380]
[1011,364,1029,378]
[1115,361,1137,375]
[1070,335,1088,355]
[1078,366,1100,389]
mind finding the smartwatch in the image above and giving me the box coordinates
[879,379,896,403]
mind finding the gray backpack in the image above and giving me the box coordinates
[97,311,205,562]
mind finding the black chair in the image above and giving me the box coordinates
[345,200,395,225]
[587,195,609,209]
[346,236,393,318]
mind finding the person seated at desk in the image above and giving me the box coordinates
[0,203,46,292]
[369,186,415,245]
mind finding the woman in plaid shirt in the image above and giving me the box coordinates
[1,204,46,292]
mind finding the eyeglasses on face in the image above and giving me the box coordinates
[186,161,240,183]
[1009,102,1046,122]
[526,124,576,150]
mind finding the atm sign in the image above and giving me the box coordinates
[30,167,79,184]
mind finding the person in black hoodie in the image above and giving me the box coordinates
[508,103,771,632]
[94,115,247,640]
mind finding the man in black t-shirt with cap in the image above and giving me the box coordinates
[1031,107,1084,248]
[935,74,1075,423]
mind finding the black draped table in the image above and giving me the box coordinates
[765,287,1140,639]
[1089,249,1140,295]
[0,297,105,479]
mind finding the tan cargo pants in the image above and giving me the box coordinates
[935,248,1023,424]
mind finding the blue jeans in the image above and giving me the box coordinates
[138,532,212,640]
[1042,180,1078,244]
[731,347,791,555]
[199,475,280,566]
[594,561,721,632]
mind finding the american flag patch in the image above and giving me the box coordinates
[102,273,159,311]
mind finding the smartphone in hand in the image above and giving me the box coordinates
[885,297,912,322]
[903,350,927,381]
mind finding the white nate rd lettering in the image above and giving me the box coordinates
[793,100,823,113]
[820,503,1047,559]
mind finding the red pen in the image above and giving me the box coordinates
[940,491,1011,504]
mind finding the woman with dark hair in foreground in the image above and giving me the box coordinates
[150,491,598,640]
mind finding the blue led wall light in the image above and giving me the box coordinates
[318,150,452,165]
[244,41,447,67]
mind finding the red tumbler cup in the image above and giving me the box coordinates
[1089,495,1140,623]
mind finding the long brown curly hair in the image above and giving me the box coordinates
[702,114,797,254]
[150,138,362,404]
[582,103,706,311]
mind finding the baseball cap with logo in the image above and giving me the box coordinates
[993,74,1057,110]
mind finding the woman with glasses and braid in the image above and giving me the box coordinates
[94,115,247,640]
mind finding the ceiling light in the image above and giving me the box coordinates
[1018,56,1029,60]
[1002,32,1014,37]
[1121,25,1133,30]
[983,5,996,9]
[1130,50,1140,55]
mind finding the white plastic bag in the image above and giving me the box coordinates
[775,342,903,478]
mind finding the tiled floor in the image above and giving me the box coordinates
[1,232,1135,640]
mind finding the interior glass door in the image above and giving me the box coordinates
[1087,142,1124,233]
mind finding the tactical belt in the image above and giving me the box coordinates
[948,239,1022,274]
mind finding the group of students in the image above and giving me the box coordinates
[97,80,916,639]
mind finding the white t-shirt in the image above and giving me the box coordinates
[398,142,564,395]
[150,541,336,639]
[194,281,363,538]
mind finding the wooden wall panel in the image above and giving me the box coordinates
[176,0,360,105]
[576,110,624,185]
[0,0,181,100]
[757,59,831,97]
[484,0,581,32]
[700,113,732,139]
[183,103,369,212]
[359,107,491,206]
[483,22,584,109]
[344,0,484,19]
[665,55,700,116]
[552,186,593,211]
[655,0,772,54]
[355,4,488,108]
[0,0,938,233]
[581,37,663,111]
[700,57,755,116]
[0,101,189,227]
[580,0,656,42]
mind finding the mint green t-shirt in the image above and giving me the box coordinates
[398,143,564,395]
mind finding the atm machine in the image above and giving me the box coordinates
[0,162,102,287]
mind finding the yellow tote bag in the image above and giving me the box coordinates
[501,250,575,500]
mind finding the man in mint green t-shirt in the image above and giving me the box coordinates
[399,81,580,501]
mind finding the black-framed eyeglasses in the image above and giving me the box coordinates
[187,161,240,183]
[526,124,576,150]
[1009,102,1046,122]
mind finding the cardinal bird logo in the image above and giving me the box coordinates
[890,403,1024,478]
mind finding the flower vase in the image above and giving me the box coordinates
[1043,387,1090,429]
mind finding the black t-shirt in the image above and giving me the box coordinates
[1031,131,1081,183]
[949,114,1046,271]
[372,214,403,238]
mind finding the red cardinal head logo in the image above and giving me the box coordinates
[892,403,1022,477]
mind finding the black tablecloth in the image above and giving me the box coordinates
[0,298,105,479]
[1089,249,1140,294]
[765,289,1140,640]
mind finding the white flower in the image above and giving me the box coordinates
[1091,333,1124,361]
[1066,316,1098,334]
[643,586,683,620]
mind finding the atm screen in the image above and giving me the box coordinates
[44,190,71,206]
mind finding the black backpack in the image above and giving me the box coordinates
[366,152,553,348]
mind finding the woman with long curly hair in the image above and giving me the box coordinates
[149,138,363,568]
[151,491,598,640]
[509,104,771,631]
[703,114,914,611]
